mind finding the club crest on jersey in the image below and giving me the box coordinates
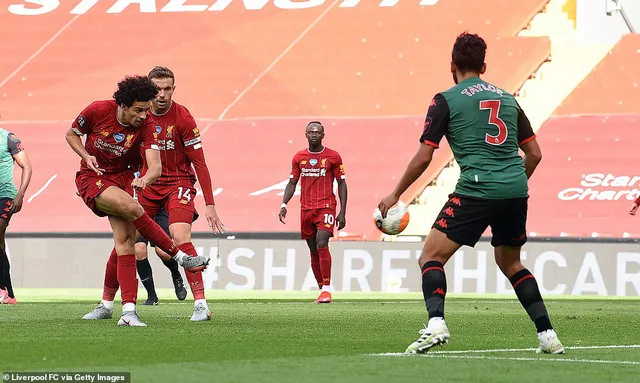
[113,133,125,143]
[309,159,318,166]
[166,125,174,138]
[321,158,326,167]
[124,134,134,148]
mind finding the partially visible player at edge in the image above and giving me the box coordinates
[279,122,347,304]
[66,75,210,327]
[0,120,33,305]
[134,66,224,321]
[377,32,565,354]
[628,197,640,215]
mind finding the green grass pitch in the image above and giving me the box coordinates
[1,289,639,382]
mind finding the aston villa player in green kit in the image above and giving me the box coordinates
[378,32,565,355]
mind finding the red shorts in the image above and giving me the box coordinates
[75,170,134,217]
[300,208,336,239]
[137,183,199,225]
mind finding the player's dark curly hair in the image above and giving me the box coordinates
[452,32,487,73]
[112,75,159,107]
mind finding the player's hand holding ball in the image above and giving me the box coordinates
[375,194,410,235]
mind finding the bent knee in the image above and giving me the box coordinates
[123,202,144,221]
[135,243,148,261]
[316,239,329,248]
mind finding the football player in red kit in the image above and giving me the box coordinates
[134,66,224,321]
[66,75,210,326]
[279,121,347,304]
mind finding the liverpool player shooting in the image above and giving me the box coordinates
[279,121,347,304]
[66,75,210,326]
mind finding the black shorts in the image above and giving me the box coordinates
[136,208,170,247]
[432,193,528,248]
[0,198,14,224]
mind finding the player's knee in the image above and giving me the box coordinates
[317,239,329,248]
[134,243,148,261]
[122,201,144,221]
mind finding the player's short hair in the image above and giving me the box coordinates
[148,66,175,83]
[306,121,324,132]
[452,32,487,74]
[112,76,158,107]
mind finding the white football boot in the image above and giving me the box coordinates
[537,329,565,354]
[405,318,450,354]
[82,303,113,320]
[117,309,147,327]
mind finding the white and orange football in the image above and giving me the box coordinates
[373,201,410,235]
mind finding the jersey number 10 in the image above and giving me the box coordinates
[480,100,508,146]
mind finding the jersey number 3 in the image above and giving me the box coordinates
[480,100,508,146]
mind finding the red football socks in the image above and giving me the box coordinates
[102,248,119,301]
[317,247,332,287]
[179,242,206,300]
[117,254,138,305]
[310,251,322,288]
[132,214,178,256]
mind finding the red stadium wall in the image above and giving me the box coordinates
[527,115,640,238]
[526,33,640,238]
[0,0,551,235]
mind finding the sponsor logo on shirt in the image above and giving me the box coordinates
[113,133,125,143]
[309,159,318,166]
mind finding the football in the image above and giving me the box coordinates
[373,201,410,235]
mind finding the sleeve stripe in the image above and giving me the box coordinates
[150,144,159,150]
[423,140,439,148]
[72,128,83,136]
[519,135,536,146]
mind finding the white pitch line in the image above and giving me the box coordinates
[215,0,340,121]
[0,15,81,90]
[369,344,640,357]
[423,354,640,366]
[429,344,640,354]
[28,174,57,203]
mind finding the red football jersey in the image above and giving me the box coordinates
[71,100,158,174]
[141,101,201,186]
[290,147,345,210]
